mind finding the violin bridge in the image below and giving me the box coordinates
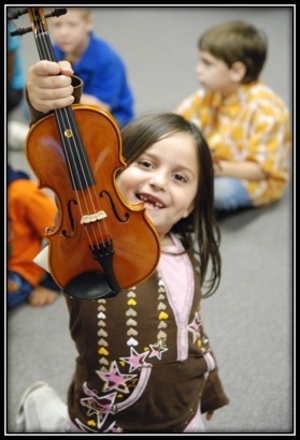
[80,210,107,224]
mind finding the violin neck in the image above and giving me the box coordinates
[29,8,62,63]
[29,8,94,191]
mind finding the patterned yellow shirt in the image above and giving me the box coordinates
[176,81,291,206]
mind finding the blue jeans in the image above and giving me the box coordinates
[214,176,253,212]
[7,271,60,309]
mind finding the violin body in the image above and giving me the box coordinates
[26,105,161,297]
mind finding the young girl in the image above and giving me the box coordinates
[16,60,229,433]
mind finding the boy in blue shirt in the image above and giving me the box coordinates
[50,8,135,128]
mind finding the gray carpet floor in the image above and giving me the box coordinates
[5,6,295,435]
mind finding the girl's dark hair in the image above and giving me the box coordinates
[198,20,267,83]
[121,113,221,297]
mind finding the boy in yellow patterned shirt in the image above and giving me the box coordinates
[175,20,291,214]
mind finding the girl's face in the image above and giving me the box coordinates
[116,132,199,240]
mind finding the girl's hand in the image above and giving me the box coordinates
[26,60,75,113]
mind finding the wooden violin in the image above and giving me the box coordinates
[9,7,160,299]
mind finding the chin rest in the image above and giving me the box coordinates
[63,271,120,300]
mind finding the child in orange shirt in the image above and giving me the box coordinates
[7,165,61,308]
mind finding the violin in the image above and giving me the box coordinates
[9,7,161,299]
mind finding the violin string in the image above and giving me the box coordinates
[58,107,110,247]
[34,10,110,250]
